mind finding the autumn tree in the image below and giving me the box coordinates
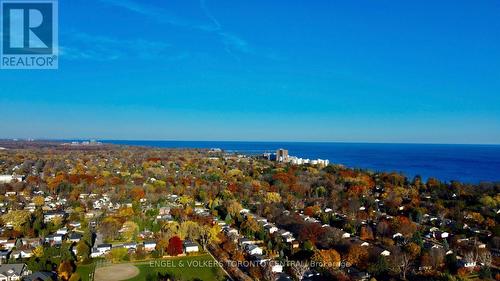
[241,216,261,237]
[225,200,242,217]
[346,245,369,267]
[33,196,45,207]
[58,260,74,281]
[360,226,374,241]
[121,221,139,242]
[199,225,220,250]
[167,236,183,256]
[312,249,341,273]
[130,187,145,201]
[264,192,281,204]
[179,221,201,240]
[100,217,121,241]
[392,216,417,238]
[299,223,326,246]
[405,242,421,258]
[2,210,31,232]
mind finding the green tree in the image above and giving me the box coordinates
[76,240,91,262]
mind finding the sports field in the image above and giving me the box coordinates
[77,254,226,281]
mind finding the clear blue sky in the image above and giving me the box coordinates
[1,0,499,143]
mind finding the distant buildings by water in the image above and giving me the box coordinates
[264,148,329,166]
[62,140,102,146]
[275,148,289,162]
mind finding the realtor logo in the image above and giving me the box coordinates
[1,0,58,69]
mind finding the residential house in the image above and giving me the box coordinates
[123,243,137,250]
[459,259,476,268]
[23,271,57,281]
[380,250,391,256]
[43,211,65,223]
[143,241,156,252]
[10,249,33,260]
[44,234,64,245]
[238,237,254,247]
[263,224,278,234]
[183,240,199,253]
[251,254,269,264]
[0,175,23,184]
[0,251,10,264]
[98,243,112,251]
[245,244,263,256]
[20,238,41,249]
[0,263,31,281]
[0,240,16,251]
[56,227,68,235]
[68,221,81,228]
[68,233,82,243]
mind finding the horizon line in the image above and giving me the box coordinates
[1,138,500,146]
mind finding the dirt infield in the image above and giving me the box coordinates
[94,264,140,281]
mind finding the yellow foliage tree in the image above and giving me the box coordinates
[1,210,31,231]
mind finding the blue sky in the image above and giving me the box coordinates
[1,0,499,143]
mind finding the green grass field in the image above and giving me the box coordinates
[76,254,226,281]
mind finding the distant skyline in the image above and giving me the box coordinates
[1,0,499,144]
[3,139,500,146]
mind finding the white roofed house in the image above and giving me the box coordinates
[245,244,263,256]
[263,224,278,234]
[183,240,199,253]
[0,175,24,184]
[380,250,391,256]
[458,255,477,268]
[238,237,254,247]
[239,209,250,216]
[44,234,64,246]
[20,238,41,249]
[91,244,112,258]
[222,227,239,241]
[56,227,68,235]
[0,240,16,251]
[276,230,290,237]
[123,242,137,250]
[9,249,33,260]
[68,221,81,228]
[433,231,449,240]
[283,234,295,243]
[143,241,157,252]
[43,211,65,223]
